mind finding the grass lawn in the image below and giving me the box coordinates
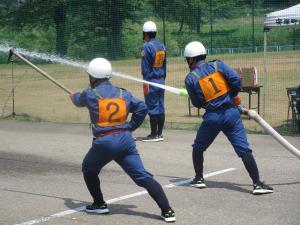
[0,50,299,134]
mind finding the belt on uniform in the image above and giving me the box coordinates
[94,129,126,138]
[213,103,233,110]
[220,103,233,109]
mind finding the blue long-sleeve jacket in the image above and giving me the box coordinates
[185,60,241,111]
[71,80,148,136]
[141,38,166,87]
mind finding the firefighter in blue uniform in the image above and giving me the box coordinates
[184,41,273,195]
[140,21,166,142]
[70,58,175,222]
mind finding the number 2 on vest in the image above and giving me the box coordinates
[98,98,127,126]
[107,102,120,123]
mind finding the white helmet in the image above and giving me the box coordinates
[143,21,157,32]
[86,58,112,79]
[184,41,206,57]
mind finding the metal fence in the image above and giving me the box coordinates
[0,1,299,135]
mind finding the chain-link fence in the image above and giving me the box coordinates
[0,1,299,134]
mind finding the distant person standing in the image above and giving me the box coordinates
[140,21,167,142]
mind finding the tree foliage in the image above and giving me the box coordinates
[0,0,298,60]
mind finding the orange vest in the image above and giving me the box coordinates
[192,62,230,102]
[92,89,127,127]
[149,42,166,68]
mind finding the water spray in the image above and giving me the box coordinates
[8,49,73,94]
[3,45,188,97]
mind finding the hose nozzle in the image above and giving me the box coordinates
[7,49,14,64]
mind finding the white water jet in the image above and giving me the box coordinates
[0,44,188,96]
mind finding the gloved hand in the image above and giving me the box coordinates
[233,96,242,106]
[233,96,248,114]
[69,93,75,99]
[143,84,150,95]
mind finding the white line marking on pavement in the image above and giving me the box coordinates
[14,168,236,225]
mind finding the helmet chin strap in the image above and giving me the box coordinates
[186,58,196,71]
[143,32,150,42]
[89,76,97,88]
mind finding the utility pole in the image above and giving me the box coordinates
[210,0,213,54]
[252,0,255,52]
[162,0,166,46]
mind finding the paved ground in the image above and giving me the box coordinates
[0,120,299,225]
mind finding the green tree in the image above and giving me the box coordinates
[53,1,67,55]
[6,0,68,55]
[68,0,144,59]
[101,0,143,59]
[149,0,237,34]
[0,0,22,26]
[262,0,299,7]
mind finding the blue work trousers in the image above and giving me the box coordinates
[193,106,251,157]
[144,89,165,116]
[82,131,153,186]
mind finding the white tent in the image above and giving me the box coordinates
[264,4,300,29]
[262,4,300,116]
